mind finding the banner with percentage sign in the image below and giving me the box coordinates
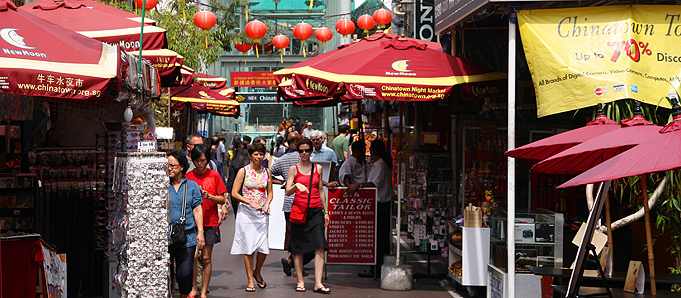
[519,6,679,117]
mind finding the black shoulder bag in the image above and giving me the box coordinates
[169,181,188,249]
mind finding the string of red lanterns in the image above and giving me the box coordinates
[245,20,267,57]
[193,10,217,48]
[373,8,392,31]
[314,27,333,49]
[357,14,375,37]
[335,17,355,39]
[272,34,290,63]
[293,22,313,57]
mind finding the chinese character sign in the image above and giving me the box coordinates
[231,71,276,87]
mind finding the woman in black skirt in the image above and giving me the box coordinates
[285,138,330,293]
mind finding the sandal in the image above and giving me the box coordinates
[245,287,256,292]
[253,273,266,288]
[295,286,306,292]
[313,286,331,294]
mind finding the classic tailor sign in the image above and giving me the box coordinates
[518,6,679,117]
[325,187,377,265]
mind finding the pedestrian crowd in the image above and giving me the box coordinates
[166,123,391,297]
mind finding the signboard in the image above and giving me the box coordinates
[137,140,156,153]
[235,92,277,104]
[326,188,377,265]
[518,6,677,117]
[231,71,276,87]
[416,0,436,42]
[434,0,488,35]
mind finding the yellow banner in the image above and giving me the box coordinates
[519,5,679,117]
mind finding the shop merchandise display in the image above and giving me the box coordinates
[462,128,507,216]
[406,152,452,255]
[41,244,67,298]
[111,153,169,298]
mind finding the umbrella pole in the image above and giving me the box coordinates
[167,87,171,127]
[640,176,657,294]
[604,193,614,277]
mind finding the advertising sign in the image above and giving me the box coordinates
[416,0,436,42]
[235,92,277,104]
[519,6,678,117]
[231,71,276,87]
[326,188,377,265]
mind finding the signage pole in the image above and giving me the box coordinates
[507,16,517,298]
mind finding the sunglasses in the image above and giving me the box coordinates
[298,148,313,153]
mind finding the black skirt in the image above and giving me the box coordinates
[289,207,328,255]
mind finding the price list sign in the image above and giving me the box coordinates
[325,188,377,265]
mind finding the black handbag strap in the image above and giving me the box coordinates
[180,180,187,224]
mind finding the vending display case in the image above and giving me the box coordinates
[447,223,491,296]
[488,210,564,273]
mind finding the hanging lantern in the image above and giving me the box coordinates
[234,42,252,66]
[135,0,158,10]
[245,20,267,57]
[193,11,217,33]
[335,18,355,38]
[272,34,290,63]
[293,22,313,57]
[357,14,375,37]
[314,27,332,48]
[372,8,392,30]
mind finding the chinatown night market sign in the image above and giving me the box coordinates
[519,5,679,117]
[326,188,377,265]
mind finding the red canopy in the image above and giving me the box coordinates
[274,34,506,103]
[129,49,182,87]
[165,84,239,117]
[178,65,227,89]
[532,114,661,175]
[0,0,120,100]
[560,115,681,188]
[19,0,166,51]
[505,113,620,161]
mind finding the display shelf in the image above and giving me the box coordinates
[448,225,490,287]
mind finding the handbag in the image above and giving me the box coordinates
[169,180,188,248]
[289,164,314,225]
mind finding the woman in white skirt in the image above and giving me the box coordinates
[230,143,273,292]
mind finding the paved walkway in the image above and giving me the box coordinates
[186,213,471,298]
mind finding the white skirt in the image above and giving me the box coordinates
[230,202,269,255]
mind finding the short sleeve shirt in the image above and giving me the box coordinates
[331,136,349,162]
[270,152,301,212]
[368,158,393,203]
[186,169,227,227]
[168,178,203,247]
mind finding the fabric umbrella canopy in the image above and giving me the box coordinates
[505,105,620,160]
[44,0,157,24]
[274,36,506,103]
[532,106,662,175]
[0,0,120,100]
[164,83,239,117]
[177,65,227,89]
[560,111,681,188]
[19,0,166,51]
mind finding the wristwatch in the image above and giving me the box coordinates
[218,209,224,213]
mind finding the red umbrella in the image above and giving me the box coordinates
[505,105,620,160]
[0,0,120,100]
[19,0,166,51]
[164,83,239,117]
[177,65,227,89]
[532,106,662,175]
[274,35,506,103]
[128,49,183,87]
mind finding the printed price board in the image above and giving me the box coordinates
[325,187,377,265]
[137,140,156,153]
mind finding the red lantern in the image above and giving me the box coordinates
[335,18,355,38]
[293,22,314,42]
[135,0,158,10]
[357,14,375,35]
[373,8,392,29]
[234,42,252,53]
[272,34,290,50]
[193,11,217,33]
[315,27,333,46]
[245,20,267,43]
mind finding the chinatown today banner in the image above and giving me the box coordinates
[519,5,679,117]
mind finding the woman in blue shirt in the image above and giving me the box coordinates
[168,150,204,298]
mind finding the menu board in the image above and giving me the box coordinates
[325,188,377,265]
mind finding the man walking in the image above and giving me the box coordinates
[332,125,350,165]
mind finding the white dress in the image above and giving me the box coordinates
[230,166,270,255]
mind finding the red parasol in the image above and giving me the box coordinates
[505,105,620,160]
[19,0,166,51]
[27,0,156,24]
[177,65,227,89]
[0,0,120,100]
[532,105,662,175]
[128,49,183,87]
[274,33,505,103]
[164,83,239,117]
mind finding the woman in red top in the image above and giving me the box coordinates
[186,144,227,298]
[285,138,330,293]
